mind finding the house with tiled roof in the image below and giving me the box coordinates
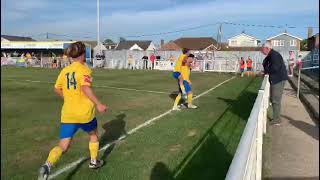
[160,37,218,51]
[115,40,156,51]
[266,32,302,51]
[160,41,181,51]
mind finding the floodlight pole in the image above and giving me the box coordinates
[97,0,100,54]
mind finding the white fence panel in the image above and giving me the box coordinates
[225,75,270,180]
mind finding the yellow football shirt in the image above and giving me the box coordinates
[55,61,95,123]
[181,65,191,83]
[173,54,187,72]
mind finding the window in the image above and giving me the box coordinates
[279,40,285,46]
[273,40,280,46]
[290,40,297,46]
[273,40,285,46]
[230,40,237,46]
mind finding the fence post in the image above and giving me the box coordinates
[297,68,301,99]
[256,93,264,180]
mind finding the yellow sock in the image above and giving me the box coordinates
[187,93,193,105]
[174,94,182,107]
[89,142,99,161]
[46,146,63,166]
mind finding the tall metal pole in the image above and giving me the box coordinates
[97,0,100,54]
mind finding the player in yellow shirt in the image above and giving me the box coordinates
[38,42,107,180]
[172,48,190,110]
[173,54,197,110]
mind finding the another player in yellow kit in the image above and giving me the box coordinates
[172,48,190,110]
[173,54,197,110]
[38,42,107,180]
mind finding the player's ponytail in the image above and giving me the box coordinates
[182,48,190,54]
[188,54,195,58]
[65,41,86,59]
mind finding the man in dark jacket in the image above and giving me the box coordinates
[261,42,288,125]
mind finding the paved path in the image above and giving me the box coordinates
[264,81,319,180]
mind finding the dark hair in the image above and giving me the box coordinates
[65,41,86,58]
[182,48,190,54]
[188,54,195,58]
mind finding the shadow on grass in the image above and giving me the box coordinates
[169,91,180,101]
[217,92,258,121]
[149,107,238,180]
[100,113,127,147]
[150,79,259,180]
[150,132,232,180]
[64,113,127,180]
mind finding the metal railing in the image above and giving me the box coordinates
[225,75,270,180]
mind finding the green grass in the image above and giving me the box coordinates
[1,67,262,180]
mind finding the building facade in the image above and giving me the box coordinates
[266,32,302,51]
[307,33,319,65]
[228,33,260,47]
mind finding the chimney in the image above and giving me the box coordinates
[160,39,164,48]
[308,27,313,38]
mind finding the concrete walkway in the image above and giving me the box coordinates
[264,81,319,180]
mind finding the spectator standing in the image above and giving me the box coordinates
[239,57,245,77]
[62,54,69,68]
[127,55,134,70]
[246,56,253,77]
[52,52,58,68]
[261,42,288,125]
[288,51,296,77]
[150,54,156,70]
[26,52,32,67]
[142,56,148,70]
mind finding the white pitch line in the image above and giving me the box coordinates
[3,78,168,95]
[48,76,235,179]
[94,85,168,94]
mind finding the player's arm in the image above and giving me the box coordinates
[80,73,107,113]
[54,71,64,99]
[81,86,106,113]
[54,88,63,99]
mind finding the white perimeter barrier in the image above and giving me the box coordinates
[225,75,270,180]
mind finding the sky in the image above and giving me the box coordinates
[1,0,319,45]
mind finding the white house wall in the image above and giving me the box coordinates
[129,44,144,51]
[228,34,258,47]
[146,42,156,51]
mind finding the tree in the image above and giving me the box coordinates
[103,38,114,44]
[119,37,126,42]
[300,39,308,51]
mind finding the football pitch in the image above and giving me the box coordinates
[1,67,262,180]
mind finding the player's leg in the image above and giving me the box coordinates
[185,81,197,109]
[179,76,186,95]
[173,92,182,110]
[173,72,186,94]
[173,80,182,110]
[38,123,78,180]
[82,118,104,169]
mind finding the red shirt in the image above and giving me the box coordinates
[240,60,245,69]
[150,55,156,63]
[247,59,253,68]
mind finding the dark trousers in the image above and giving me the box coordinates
[270,80,286,121]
